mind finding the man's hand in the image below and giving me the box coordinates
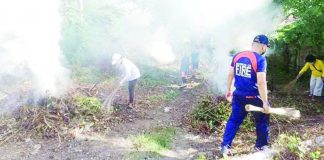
[262,103,270,114]
[226,67,234,103]
[225,90,232,102]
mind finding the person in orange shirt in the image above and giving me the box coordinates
[296,54,324,98]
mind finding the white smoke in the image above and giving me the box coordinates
[0,1,70,105]
[0,0,282,109]
[150,28,176,64]
[110,0,282,92]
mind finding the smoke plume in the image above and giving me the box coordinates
[0,1,70,111]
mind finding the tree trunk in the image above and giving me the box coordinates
[284,44,290,73]
[293,48,298,73]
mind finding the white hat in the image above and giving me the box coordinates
[112,53,122,65]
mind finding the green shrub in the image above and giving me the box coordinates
[75,96,101,114]
[193,97,231,128]
[138,65,177,88]
[192,95,254,133]
[277,133,306,159]
[310,150,321,160]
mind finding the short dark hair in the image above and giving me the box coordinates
[305,54,316,63]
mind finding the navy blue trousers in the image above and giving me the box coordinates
[221,95,270,148]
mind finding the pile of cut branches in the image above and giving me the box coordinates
[0,86,117,146]
[190,95,255,134]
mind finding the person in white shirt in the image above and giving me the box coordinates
[112,53,141,108]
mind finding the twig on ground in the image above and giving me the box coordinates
[0,128,22,146]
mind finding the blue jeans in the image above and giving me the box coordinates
[221,95,270,148]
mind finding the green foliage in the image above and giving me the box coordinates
[75,96,101,114]
[149,90,180,103]
[310,150,321,160]
[138,65,177,88]
[241,114,255,132]
[140,74,169,87]
[71,66,105,83]
[192,95,254,133]
[270,0,324,80]
[275,0,324,49]
[197,154,207,160]
[164,90,180,101]
[193,97,230,129]
[278,133,306,159]
[126,152,162,160]
[130,127,177,153]
[61,0,122,65]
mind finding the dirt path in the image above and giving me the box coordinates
[1,79,323,160]
[0,82,220,160]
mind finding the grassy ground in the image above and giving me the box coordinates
[130,127,177,153]
[0,64,323,159]
[149,90,180,104]
[188,86,323,159]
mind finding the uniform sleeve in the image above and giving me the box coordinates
[299,63,310,75]
[257,57,267,72]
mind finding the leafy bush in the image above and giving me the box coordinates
[274,133,323,160]
[193,97,230,128]
[277,133,306,159]
[192,95,254,134]
[75,96,101,114]
[138,65,177,88]
[310,150,321,160]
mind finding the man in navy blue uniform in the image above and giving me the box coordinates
[221,35,271,157]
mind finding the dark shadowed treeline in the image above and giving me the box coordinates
[268,0,324,85]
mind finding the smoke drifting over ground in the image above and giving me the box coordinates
[0,0,282,112]
[0,1,70,110]
[101,0,282,92]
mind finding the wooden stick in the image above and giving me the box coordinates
[245,104,300,119]
[282,79,297,92]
